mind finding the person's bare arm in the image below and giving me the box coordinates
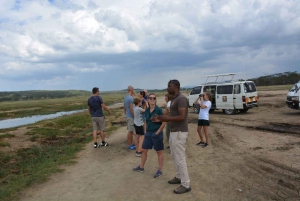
[194,97,200,105]
[101,103,111,115]
[88,106,91,115]
[130,103,134,117]
[154,107,187,122]
[199,97,207,109]
[155,122,166,135]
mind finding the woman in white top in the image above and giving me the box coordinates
[193,92,212,148]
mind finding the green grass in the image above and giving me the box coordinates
[257,84,293,91]
[0,108,120,201]
[0,134,15,139]
[0,142,10,147]
[0,93,125,120]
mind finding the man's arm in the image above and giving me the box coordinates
[101,103,111,115]
[155,107,187,122]
[88,106,91,115]
[130,103,134,117]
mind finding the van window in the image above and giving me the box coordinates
[217,85,233,94]
[190,86,202,95]
[234,84,241,94]
[244,82,257,92]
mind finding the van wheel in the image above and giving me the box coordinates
[239,109,248,113]
[193,104,199,113]
[223,109,236,115]
[209,109,215,113]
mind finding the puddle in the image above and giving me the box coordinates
[0,109,87,129]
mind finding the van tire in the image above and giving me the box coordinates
[223,109,236,115]
[239,109,248,113]
[193,105,199,113]
[209,109,215,113]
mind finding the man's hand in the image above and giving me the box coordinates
[150,115,161,122]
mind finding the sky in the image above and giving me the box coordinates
[0,0,299,91]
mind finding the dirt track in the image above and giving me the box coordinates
[20,90,300,201]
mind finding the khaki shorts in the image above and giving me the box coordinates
[92,117,105,131]
[126,117,135,132]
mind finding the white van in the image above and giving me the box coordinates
[187,73,259,115]
[286,81,300,110]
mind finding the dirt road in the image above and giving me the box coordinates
[20,91,300,201]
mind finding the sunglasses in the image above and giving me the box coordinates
[149,97,156,100]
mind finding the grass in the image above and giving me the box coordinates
[257,84,293,91]
[0,142,10,147]
[0,108,121,201]
[0,134,15,139]
[0,93,125,120]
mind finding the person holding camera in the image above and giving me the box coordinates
[194,92,212,148]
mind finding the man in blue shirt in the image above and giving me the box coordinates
[124,86,136,149]
[88,87,111,148]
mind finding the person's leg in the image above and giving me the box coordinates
[98,116,105,144]
[127,131,133,146]
[156,150,164,171]
[92,117,100,147]
[197,125,204,142]
[138,135,144,153]
[166,123,170,142]
[93,130,98,143]
[135,134,139,151]
[169,132,180,179]
[100,130,105,142]
[172,132,190,188]
[203,126,209,144]
[140,149,148,168]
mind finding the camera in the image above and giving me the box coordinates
[199,94,203,97]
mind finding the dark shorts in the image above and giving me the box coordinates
[134,124,144,135]
[198,119,210,126]
[142,131,164,151]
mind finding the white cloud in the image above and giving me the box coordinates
[0,0,299,91]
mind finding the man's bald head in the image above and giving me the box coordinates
[127,86,135,95]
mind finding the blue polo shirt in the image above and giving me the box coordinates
[145,105,163,132]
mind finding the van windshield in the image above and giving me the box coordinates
[289,82,300,92]
[190,86,202,95]
[244,82,257,93]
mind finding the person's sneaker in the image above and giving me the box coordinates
[135,151,142,157]
[132,165,144,172]
[128,145,136,150]
[168,177,181,184]
[100,142,109,146]
[196,141,205,146]
[94,143,100,148]
[174,185,191,194]
[203,143,209,148]
[154,170,163,178]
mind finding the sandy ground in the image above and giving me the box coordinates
[19,90,300,201]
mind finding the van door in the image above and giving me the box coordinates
[203,85,217,109]
[233,84,243,109]
[216,85,234,109]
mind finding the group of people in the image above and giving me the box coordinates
[87,79,213,195]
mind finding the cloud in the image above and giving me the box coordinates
[0,0,299,91]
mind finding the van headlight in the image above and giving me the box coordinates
[291,96,299,101]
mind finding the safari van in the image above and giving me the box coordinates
[285,81,300,110]
[188,73,259,115]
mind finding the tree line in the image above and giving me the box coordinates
[0,90,91,102]
[248,71,299,86]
